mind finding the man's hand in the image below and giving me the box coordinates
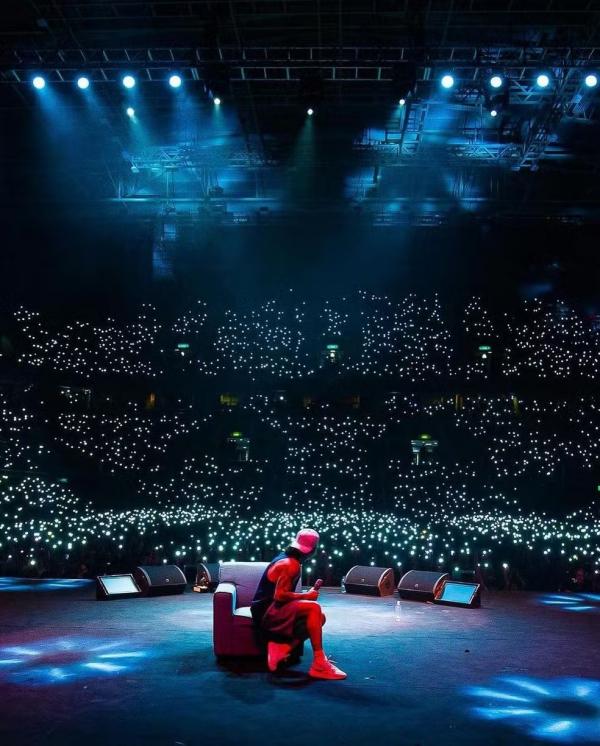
[303,588,319,601]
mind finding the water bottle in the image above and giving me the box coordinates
[340,575,346,593]
[394,600,402,621]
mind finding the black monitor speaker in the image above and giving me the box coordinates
[344,565,395,596]
[193,562,220,592]
[397,570,449,601]
[133,565,187,596]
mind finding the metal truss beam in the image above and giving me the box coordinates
[2,45,600,84]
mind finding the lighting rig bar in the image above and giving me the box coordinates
[2,45,600,85]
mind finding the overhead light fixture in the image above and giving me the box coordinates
[77,76,90,90]
[441,74,455,89]
[585,73,598,88]
[399,98,406,106]
[32,76,46,90]
[122,75,136,89]
[126,107,135,118]
[490,75,503,89]
[307,107,314,116]
[536,73,550,89]
[213,96,221,106]
[169,74,182,89]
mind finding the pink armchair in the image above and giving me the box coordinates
[213,561,303,659]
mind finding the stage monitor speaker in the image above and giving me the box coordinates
[397,570,449,602]
[96,574,142,600]
[344,565,395,596]
[434,581,481,608]
[133,565,187,597]
[193,562,220,592]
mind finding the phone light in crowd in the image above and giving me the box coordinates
[441,74,455,89]
[77,76,90,90]
[169,74,182,89]
[536,73,550,88]
[126,107,135,118]
[122,75,136,89]
[490,75,503,89]
[307,107,314,116]
[213,97,221,106]
[585,73,598,88]
[32,76,46,90]
[399,98,406,106]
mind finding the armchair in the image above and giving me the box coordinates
[213,561,303,659]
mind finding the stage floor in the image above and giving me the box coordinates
[0,581,599,746]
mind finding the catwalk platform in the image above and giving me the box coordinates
[1,580,599,746]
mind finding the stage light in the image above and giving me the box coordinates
[77,77,90,90]
[307,107,314,116]
[536,73,550,88]
[122,75,136,89]
[126,107,135,118]
[213,97,221,106]
[399,98,406,106]
[441,74,454,89]
[490,75,503,89]
[490,109,498,117]
[169,74,182,89]
[585,73,598,88]
[32,76,46,90]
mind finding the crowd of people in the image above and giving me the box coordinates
[1,293,600,592]
[11,293,600,381]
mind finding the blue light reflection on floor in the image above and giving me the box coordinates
[539,593,600,613]
[0,637,150,685]
[465,676,600,742]
[0,578,93,592]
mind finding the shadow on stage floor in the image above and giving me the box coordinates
[0,582,599,746]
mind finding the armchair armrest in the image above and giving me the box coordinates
[214,582,237,612]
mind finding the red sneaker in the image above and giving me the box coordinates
[267,642,293,672]
[308,656,347,680]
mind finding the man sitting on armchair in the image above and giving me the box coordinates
[250,528,347,680]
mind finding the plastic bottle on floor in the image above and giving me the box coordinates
[394,600,402,621]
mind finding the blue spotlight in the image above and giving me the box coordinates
[77,76,90,90]
[536,73,550,88]
[585,73,598,88]
[399,98,406,106]
[32,76,46,90]
[122,75,136,89]
[307,107,314,116]
[126,107,135,118]
[213,96,221,106]
[490,109,498,117]
[168,74,182,89]
[441,74,455,89]
[490,75,503,89]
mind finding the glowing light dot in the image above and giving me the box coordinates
[536,74,550,88]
